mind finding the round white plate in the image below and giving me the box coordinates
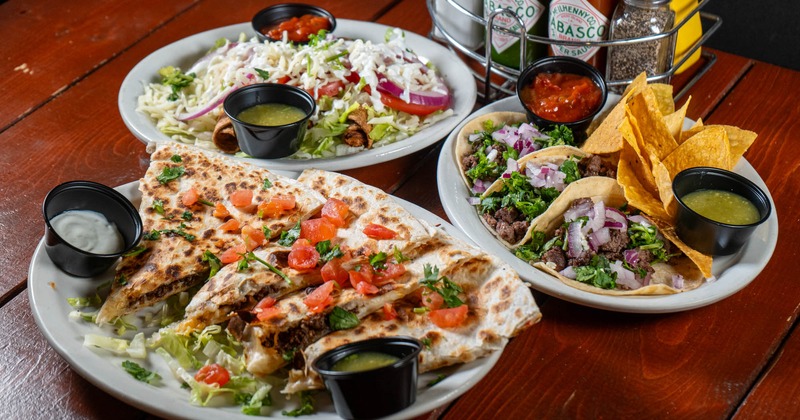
[28,181,500,420]
[118,21,477,172]
[437,97,779,313]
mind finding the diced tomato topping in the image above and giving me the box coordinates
[288,242,320,271]
[383,303,398,321]
[230,189,253,208]
[259,195,296,219]
[218,218,240,233]
[181,187,199,207]
[304,280,336,314]
[254,296,282,321]
[311,80,345,99]
[420,290,444,311]
[242,225,266,251]
[429,304,468,328]
[344,71,361,85]
[363,223,397,240]
[300,218,338,245]
[194,363,230,386]
[379,91,450,116]
[219,244,246,264]
[213,203,230,219]
[321,198,350,227]
[321,258,350,287]
[277,75,291,84]
[374,262,407,286]
[355,280,379,295]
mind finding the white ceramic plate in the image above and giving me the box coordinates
[437,97,779,313]
[118,21,477,173]
[28,182,500,419]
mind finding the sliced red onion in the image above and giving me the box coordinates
[559,266,577,279]
[627,215,650,226]
[611,261,641,289]
[604,221,624,229]
[623,249,640,266]
[564,200,593,222]
[467,196,481,206]
[672,274,685,289]
[589,201,606,233]
[376,75,450,107]
[605,208,628,230]
[506,158,518,173]
[588,227,611,250]
[176,84,238,121]
[188,42,238,74]
[471,178,487,194]
[566,222,585,258]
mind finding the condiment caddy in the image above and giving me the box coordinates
[427,0,721,102]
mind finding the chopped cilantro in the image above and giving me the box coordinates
[238,252,292,284]
[170,154,182,163]
[427,374,447,387]
[328,307,359,331]
[202,250,222,279]
[262,178,273,190]
[156,165,184,184]
[369,252,387,270]
[278,222,301,246]
[574,255,617,289]
[393,246,410,263]
[181,211,193,221]
[420,264,463,308]
[254,68,270,79]
[152,199,165,215]
[283,391,315,417]
[316,240,343,262]
[123,245,147,257]
[420,337,432,349]
[158,66,195,101]
[262,225,272,239]
[122,360,161,384]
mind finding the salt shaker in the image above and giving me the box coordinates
[606,0,675,92]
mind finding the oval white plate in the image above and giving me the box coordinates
[437,97,779,313]
[118,21,476,172]
[28,181,500,419]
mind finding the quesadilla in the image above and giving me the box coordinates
[283,251,541,394]
[96,142,326,324]
[516,177,709,295]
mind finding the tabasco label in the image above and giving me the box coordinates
[548,0,609,61]
[485,0,547,53]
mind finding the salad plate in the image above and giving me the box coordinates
[437,97,779,313]
[118,20,476,172]
[28,181,501,420]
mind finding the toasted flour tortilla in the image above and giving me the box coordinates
[231,233,488,376]
[283,251,541,394]
[455,111,527,187]
[526,177,707,296]
[97,142,326,324]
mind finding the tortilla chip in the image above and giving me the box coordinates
[720,125,758,168]
[617,150,671,221]
[581,73,649,154]
[652,161,677,221]
[619,118,659,196]
[662,126,731,178]
[679,118,704,144]
[627,91,679,164]
[664,97,691,142]
[650,83,676,115]
[650,217,713,279]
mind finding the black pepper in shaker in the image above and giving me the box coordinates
[606,0,675,93]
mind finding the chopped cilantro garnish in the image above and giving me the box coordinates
[316,240,344,262]
[393,246,410,263]
[123,245,147,257]
[328,307,359,331]
[122,360,161,384]
[262,178,273,190]
[427,374,447,387]
[152,199,165,215]
[202,250,222,279]
[156,165,184,184]
[158,66,195,101]
[282,391,315,417]
[181,211,193,221]
[254,68,270,79]
[420,264,463,308]
[369,252,387,270]
[278,222,301,246]
[238,252,292,284]
[170,154,182,163]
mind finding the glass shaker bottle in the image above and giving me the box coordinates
[606,0,675,92]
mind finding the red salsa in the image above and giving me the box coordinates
[521,72,602,123]
[262,14,332,43]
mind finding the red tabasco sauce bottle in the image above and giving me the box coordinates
[548,0,616,73]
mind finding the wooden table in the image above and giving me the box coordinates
[1,0,797,418]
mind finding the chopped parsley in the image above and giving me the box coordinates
[122,360,161,384]
[328,307,359,331]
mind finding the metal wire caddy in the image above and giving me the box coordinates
[427,0,722,103]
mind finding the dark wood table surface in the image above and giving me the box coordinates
[2,0,798,418]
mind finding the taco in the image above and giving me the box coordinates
[283,251,541,394]
[475,145,616,248]
[456,112,577,193]
[515,177,710,295]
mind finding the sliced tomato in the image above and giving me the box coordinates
[288,242,320,271]
[220,244,246,264]
[300,218,338,245]
[321,258,350,287]
[218,218,240,233]
[230,189,253,208]
[383,303,398,321]
[321,198,350,227]
[181,187,199,207]
[195,363,230,386]
[213,203,230,219]
[429,304,468,328]
[420,290,444,310]
[304,280,336,313]
[254,296,282,321]
[311,80,345,99]
[344,71,361,85]
[379,91,449,116]
[242,225,266,251]
[374,262,407,286]
[354,280,379,295]
[363,223,397,240]
[276,75,291,84]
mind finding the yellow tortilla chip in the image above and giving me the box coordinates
[720,125,758,168]
[652,162,677,221]
[650,218,713,279]
[679,118,704,144]
[650,83,675,115]
[581,73,649,154]
[664,96,691,142]
[627,91,679,163]
[617,151,671,221]
[662,126,731,180]
[619,118,659,196]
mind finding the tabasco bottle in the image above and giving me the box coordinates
[485,0,551,69]
[547,0,616,73]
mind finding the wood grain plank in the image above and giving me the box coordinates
[0,0,200,131]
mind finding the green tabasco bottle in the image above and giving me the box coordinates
[548,0,616,74]
[485,0,551,69]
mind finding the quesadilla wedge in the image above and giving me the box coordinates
[475,145,616,248]
[283,251,541,394]
[229,233,487,376]
[515,177,708,295]
[96,142,326,324]
[456,112,578,193]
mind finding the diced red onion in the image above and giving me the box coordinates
[605,208,628,230]
[376,75,450,107]
[564,200,593,222]
[467,196,481,206]
[588,227,611,250]
[589,201,606,233]
[627,215,650,226]
[468,133,482,142]
[623,249,640,266]
[566,222,585,258]
[486,148,498,162]
[672,274,685,289]
[559,266,577,279]
[611,261,641,289]
[471,178,487,194]
[506,158,518,173]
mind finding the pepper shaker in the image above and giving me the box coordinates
[606,0,675,92]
